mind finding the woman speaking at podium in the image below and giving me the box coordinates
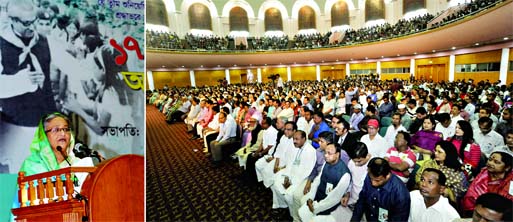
[19,112,82,176]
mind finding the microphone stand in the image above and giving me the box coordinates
[56,146,78,186]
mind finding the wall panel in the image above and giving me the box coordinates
[195,70,225,86]
[380,60,410,68]
[291,66,316,81]
[320,64,345,80]
[152,71,190,89]
[454,72,500,83]
[455,50,502,64]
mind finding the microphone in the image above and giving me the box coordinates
[56,146,72,167]
[73,142,103,162]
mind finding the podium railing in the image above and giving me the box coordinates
[16,167,96,207]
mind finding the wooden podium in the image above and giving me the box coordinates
[12,154,144,222]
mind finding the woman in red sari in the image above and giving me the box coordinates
[462,151,513,214]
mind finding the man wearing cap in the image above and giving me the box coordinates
[360,119,390,158]
[234,114,263,169]
[398,103,412,130]
[349,104,364,131]
[0,0,57,172]
[409,106,428,134]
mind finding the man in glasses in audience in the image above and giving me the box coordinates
[0,0,57,173]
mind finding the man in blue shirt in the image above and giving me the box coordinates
[379,94,394,119]
[308,111,330,149]
[351,157,410,221]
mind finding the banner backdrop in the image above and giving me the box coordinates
[0,0,144,173]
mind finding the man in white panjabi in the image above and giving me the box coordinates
[255,121,296,188]
[270,130,316,216]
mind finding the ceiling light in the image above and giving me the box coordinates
[234,64,237,67]
[321,60,324,63]
[217,65,221,67]
[414,52,417,55]
[451,46,456,50]
[504,37,509,40]
[200,65,203,67]
[161,65,166,68]
[336,59,339,62]
[365,57,368,60]
[181,66,184,68]
[381,56,384,58]
[432,50,436,53]
[264,64,267,66]
[350,58,353,61]
[397,54,400,57]
[475,43,480,46]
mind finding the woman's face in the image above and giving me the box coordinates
[434,145,446,162]
[455,123,464,137]
[45,117,71,152]
[66,23,78,38]
[423,118,434,131]
[486,153,509,174]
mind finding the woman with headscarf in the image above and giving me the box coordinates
[19,112,78,176]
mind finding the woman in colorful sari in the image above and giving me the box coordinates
[462,151,513,215]
[411,115,443,160]
[415,140,468,204]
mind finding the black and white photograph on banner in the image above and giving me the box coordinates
[0,0,145,174]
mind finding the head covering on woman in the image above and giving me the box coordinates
[19,113,76,176]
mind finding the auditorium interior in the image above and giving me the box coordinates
[145,0,513,221]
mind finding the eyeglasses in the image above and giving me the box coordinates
[45,127,71,134]
[10,17,37,27]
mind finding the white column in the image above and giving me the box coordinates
[287,66,292,81]
[410,58,415,77]
[346,63,350,78]
[316,65,321,81]
[377,61,381,80]
[225,69,231,85]
[499,48,510,85]
[189,70,196,87]
[257,68,262,83]
[146,70,155,91]
[449,55,455,82]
